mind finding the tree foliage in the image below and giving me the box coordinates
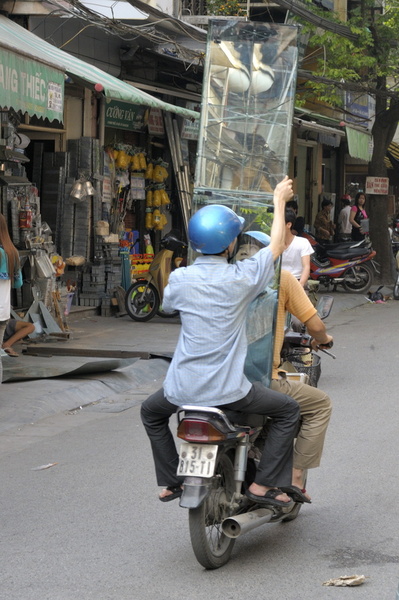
[293,0,399,282]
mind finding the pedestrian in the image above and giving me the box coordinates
[2,318,35,357]
[349,192,368,241]
[337,195,352,241]
[314,198,335,244]
[141,177,301,509]
[286,199,305,235]
[0,214,23,381]
[282,208,314,287]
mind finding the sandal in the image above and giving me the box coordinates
[159,485,183,503]
[245,487,294,508]
[3,347,19,357]
[280,485,312,504]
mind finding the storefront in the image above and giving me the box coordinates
[0,15,199,322]
[0,23,66,320]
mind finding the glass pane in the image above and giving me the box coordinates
[191,19,298,388]
[194,19,298,208]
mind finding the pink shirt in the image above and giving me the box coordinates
[351,205,368,219]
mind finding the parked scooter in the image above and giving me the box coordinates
[309,238,378,293]
[391,218,399,300]
[125,233,186,321]
[175,299,333,569]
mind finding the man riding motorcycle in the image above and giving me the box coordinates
[141,177,301,509]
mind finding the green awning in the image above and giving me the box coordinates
[0,16,199,121]
[345,126,372,162]
[0,45,64,122]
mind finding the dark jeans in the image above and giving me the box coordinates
[141,382,300,489]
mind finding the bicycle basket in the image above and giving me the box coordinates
[283,350,321,387]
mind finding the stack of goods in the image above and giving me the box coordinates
[145,160,171,231]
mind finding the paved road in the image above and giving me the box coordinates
[0,292,398,599]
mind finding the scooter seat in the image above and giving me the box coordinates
[325,247,370,260]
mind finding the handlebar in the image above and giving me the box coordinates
[316,346,336,359]
[284,331,336,359]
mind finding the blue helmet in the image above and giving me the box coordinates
[188,205,245,254]
[245,230,271,247]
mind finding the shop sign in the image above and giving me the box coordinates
[148,108,165,136]
[344,92,375,130]
[181,101,200,140]
[105,99,146,131]
[365,176,389,195]
[0,47,64,122]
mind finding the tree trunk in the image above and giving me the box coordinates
[368,103,397,285]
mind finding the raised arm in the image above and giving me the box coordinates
[269,177,294,260]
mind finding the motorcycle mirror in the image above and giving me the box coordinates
[316,295,334,320]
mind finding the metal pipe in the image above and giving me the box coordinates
[222,508,274,538]
[233,438,248,483]
[98,95,105,148]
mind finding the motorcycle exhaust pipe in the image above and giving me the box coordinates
[222,508,274,538]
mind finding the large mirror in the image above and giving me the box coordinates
[194,19,298,208]
[191,20,298,388]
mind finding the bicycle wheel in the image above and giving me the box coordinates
[188,453,236,569]
[125,281,160,321]
[342,263,373,293]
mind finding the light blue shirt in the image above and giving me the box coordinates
[162,248,275,406]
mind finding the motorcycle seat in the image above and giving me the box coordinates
[324,247,370,259]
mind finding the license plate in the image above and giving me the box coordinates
[177,443,218,478]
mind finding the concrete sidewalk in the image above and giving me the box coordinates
[0,288,387,433]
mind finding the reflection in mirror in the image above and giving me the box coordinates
[194,20,298,208]
[316,295,334,320]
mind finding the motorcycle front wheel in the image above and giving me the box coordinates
[394,275,399,300]
[156,307,179,318]
[188,453,236,569]
[125,281,160,321]
[342,263,373,293]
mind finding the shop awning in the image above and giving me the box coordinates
[385,141,399,170]
[0,38,65,122]
[0,16,199,120]
[345,126,372,162]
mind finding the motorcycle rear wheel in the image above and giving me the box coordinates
[188,453,236,569]
[342,263,373,293]
[125,281,160,321]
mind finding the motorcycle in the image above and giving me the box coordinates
[391,218,399,300]
[175,298,333,569]
[176,405,300,569]
[125,233,186,321]
[309,238,379,293]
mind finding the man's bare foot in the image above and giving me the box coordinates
[247,482,292,504]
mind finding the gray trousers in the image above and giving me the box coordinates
[141,381,300,489]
